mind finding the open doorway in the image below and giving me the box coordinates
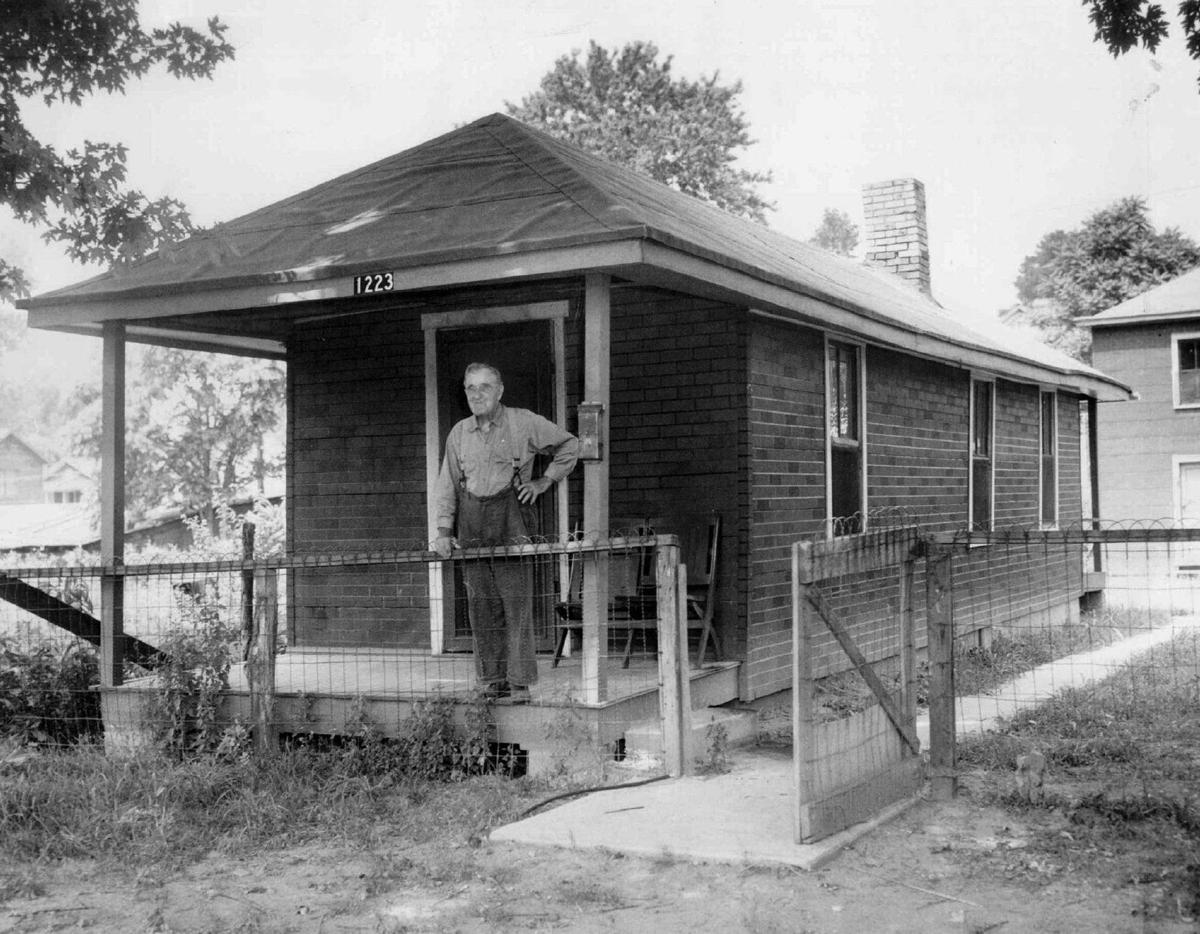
[433,318,560,651]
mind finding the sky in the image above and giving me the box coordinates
[5,0,1200,375]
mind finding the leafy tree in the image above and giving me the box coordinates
[0,0,234,305]
[809,208,859,257]
[70,347,285,527]
[1006,197,1200,360]
[1084,0,1200,87]
[1082,0,1200,88]
[506,40,773,222]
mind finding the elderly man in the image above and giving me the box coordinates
[433,362,579,703]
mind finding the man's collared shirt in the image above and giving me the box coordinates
[435,404,579,532]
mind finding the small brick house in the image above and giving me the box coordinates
[22,114,1129,701]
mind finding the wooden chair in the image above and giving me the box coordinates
[552,533,655,669]
[681,513,723,667]
[552,514,722,669]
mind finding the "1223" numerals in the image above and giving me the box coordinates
[353,272,394,295]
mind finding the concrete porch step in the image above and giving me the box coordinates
[623,705,758,769]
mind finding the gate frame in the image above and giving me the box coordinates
[791,527,926,843]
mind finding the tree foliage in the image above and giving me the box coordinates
[70,347,285,525]
[506,40,773,222]
[0,0,234,304]
[1007,196,1200,359]
[1082,0,1200,88]
[809,208,859,257]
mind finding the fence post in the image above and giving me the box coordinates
[792,541,817,843]
[926,542,956,800]
[248,569,278,754]
[657,539,692,776]
[241,522,256,661]
[899,555,917,739]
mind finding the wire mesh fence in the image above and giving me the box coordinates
[789,518,1200,842]
[0,527,708,779]
[938,522,1200,794]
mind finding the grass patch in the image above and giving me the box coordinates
[959,631,1200,923]
[0,743,542,871]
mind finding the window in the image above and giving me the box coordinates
[1174,333,1200,407]
[970,379,994,530]
[827,340,863,535]
[1040,391,1058,526]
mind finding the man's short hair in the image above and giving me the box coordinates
[464,362,502,384]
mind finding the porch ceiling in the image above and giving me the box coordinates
[20,113,1129,399]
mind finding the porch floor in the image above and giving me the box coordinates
[230,646,675,707]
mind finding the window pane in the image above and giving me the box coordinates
[1041,457,1056,525]
[972,459,992,530]
[1181,368,1200,405]
[972,382,992,457]
[829,343,859,440]
[1181,339,1199,372]
[831,445,862,535]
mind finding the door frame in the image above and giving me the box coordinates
[421,301,570,654]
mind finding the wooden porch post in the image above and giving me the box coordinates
[582,274,611,704]
[100,321,126,688]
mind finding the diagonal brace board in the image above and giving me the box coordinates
[806,583,921,755]
[0,573,166,669]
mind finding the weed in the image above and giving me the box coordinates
[699,718,731,774]
[150,580,238,756]
[540,694,606,779]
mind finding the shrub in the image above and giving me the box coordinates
[0,636,101,747]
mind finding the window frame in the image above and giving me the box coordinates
[969,377,995,531]
[1039,389,1058,528]
[824,336,867,538]
[1172,331,1200,410]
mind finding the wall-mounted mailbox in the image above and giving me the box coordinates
[577,402,605,461]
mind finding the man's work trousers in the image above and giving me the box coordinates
[457,489,537,688]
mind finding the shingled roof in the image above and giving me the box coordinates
[1079,266,1200,329]
[22,113,1127,399]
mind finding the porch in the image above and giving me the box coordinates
[100,648,740,775]
[2,534,734,775]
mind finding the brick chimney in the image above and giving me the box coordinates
[862,178,931,296]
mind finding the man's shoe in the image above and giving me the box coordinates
[480,681,510,699]
[505,685,531,705]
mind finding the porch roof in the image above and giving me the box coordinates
[21,113,1127,399]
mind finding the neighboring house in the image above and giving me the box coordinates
[0,433,48,505]
[1080,266,1200,579]
[20,114,1129,701]
[42,457,95,504]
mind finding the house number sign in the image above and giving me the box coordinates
[352,272,394,295]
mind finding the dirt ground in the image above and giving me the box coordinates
[1,768,1195,934]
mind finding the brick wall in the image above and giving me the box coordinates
[745,316,826,695]
[742,329,1090,697]
[288,308,429,647]
[865,349,968,530]
[605,287,747,668]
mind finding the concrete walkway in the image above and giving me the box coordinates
[490,746,915,870]
[916,617,1198,746]
[493,620,1195,869]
